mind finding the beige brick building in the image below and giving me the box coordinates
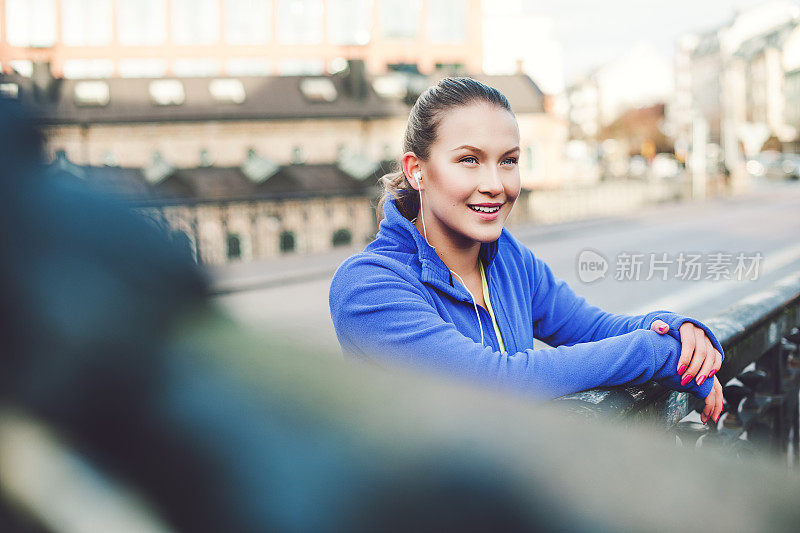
[0,0,483,78]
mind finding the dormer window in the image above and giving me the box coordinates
[144,151,173,184]
[149,79,185,106]
[0,83,19,99]
[241,148,279,183]
[299,78,337,102]
[209,78,246,104]
[372,75,406,99]
[74,81,110,106]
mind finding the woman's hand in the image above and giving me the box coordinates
[651,319,725,424]
[650,320,723,387]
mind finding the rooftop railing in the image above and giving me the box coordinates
[559,271,800,463]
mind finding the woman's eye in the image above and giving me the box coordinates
[502,157,518,166]
[460,156,479,164]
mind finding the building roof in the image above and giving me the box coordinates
[1,67,548,127]
[734,20,798,59]
[4,64,408,125]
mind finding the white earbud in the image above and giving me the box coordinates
[412,169,421,185]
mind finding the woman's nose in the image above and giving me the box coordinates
[479,170,504,196]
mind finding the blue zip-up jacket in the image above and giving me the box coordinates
[329,197,724,399]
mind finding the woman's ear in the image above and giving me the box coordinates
[401,152,422,191]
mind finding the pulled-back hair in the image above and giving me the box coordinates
[377,77,514,221]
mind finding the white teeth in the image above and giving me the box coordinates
[469,205,500,213]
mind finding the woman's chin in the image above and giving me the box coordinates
[472,225,504,243]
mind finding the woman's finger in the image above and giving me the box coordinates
[696,337,715,386]
[677,323,695,375]
[682,327,707,386]
[709,348,722,378]
[701,387,715,424]
[650,320,669,334]
[711,379,724,424]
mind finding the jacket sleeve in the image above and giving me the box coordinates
[529,251,725,364]
[329,258,714,400]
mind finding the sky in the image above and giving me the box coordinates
[501,0,797,82]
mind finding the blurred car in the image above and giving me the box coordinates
[628,155,648,179]
[650,153,682,180]
[746,151,800,180]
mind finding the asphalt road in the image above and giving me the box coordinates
[214,178,800,355]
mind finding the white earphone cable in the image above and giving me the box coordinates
[415,172,484,347]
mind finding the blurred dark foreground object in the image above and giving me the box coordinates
[1,100,799,533]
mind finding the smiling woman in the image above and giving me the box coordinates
[329,77,725,421]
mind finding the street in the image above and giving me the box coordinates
[214,179,800,355]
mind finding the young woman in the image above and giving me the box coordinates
[329,77,724,424]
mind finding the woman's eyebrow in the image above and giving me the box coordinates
[451,145,521,155]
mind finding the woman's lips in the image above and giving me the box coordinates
[468,203,503,220]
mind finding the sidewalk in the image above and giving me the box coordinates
[207,245,362,295]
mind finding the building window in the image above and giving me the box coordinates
[209,79,246,103]
[332,228,352,246]
[62,59,114,79]
[226,233,242,260]
[74,80,111,106]
[434,62,466,74]
[173,58,221,77]
[225,0,272,45]
[327,0,371,45]
[118,59,168,78]
[171,0,219,45]
[279,231,296,253]
[226,58,273,76]
[149,80,186,106]
[9,60,33,77]
[61,0,112,46]
[379,0,420,39]
[278,59,325,76]
[0,83,20,98]
[277,0,323,45]
[117,0,167,46]
[427,0,467,44]
[5,0,57,47]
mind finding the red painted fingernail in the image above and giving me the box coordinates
[678,364,687,374]
[658,326,667,333]
[708,369,717,378]
[696,375,706,386]
[681,374,693,386]
[714,414,721,424]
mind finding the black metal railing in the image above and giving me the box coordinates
[559,272,800,463]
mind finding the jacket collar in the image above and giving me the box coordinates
[378,197,499,302]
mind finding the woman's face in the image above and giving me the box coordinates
[415,102,521,248]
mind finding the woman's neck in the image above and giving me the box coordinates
[413,216,482,279]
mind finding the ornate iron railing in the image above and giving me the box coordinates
[559,272,800,463]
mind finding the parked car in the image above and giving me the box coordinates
[746,151,800,180]
[650,153,682,180]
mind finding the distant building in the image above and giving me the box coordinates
[0,0,483,79]
[46,150,383,264]
[16,60,407,170]
[2,60,565,263]
[673,1,800,187]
